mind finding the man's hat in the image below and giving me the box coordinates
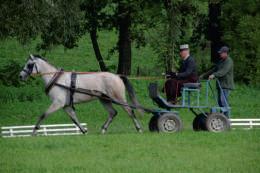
[180,44,189,51]
[218,46,229,53]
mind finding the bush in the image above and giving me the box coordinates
[0,84,45,103]
[0,60,23,87]
[221,1,260,86]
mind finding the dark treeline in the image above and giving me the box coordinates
[0,0,259,85]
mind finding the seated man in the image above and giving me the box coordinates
[164,44,198,104]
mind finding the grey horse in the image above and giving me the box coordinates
[19,55,143,135]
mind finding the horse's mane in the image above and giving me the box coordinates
[32,54,58,70]
[33,54,48,62]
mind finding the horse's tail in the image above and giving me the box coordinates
[119,75,144,115]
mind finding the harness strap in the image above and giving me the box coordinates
[45,69,64,94]
[70,72,77,110]
[54,83,153,113]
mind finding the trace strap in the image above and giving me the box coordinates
[44,70,152,113]
[54,83,153,113]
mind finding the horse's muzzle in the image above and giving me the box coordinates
[19,72,27,81]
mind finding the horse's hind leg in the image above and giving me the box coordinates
[64,106,87,134]
[115,94,143,133]
[32,101,63,135]
[100,99,117,134]
[123,106,143,133]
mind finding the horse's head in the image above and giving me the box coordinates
[19,54,40,80]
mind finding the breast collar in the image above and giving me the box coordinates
[45,69,64,94]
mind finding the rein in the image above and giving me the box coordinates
[31,72,163,80]
[31,71,98,77]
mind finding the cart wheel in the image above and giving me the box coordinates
[206,113,230,132]
[193,113,207,131]
[157,113,182,133]
[149,115,159,132]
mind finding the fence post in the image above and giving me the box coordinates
[10,128,13,137]
[76,125,80,134]
[249,120,253,129]
[44,127,47,136]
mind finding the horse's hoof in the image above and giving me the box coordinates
[82,129,87,134]
[101,129,106,134]
[32,131,37,136]
[138,129,143,133]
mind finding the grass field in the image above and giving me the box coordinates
[1,35,260,173]
[1,131,260,173]
[0,31,161,76]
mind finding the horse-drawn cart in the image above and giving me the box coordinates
[147,80,231,133]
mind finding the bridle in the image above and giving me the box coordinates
[22,58,39,76]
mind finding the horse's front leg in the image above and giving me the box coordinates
[63,106,87,134]
[32,101,63,136]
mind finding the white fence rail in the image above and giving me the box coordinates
[1,123,87,138]
[230,119,260,129]
[1,119,259,137]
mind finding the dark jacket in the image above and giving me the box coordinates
[201,57,234,89]
[176,55,198,81]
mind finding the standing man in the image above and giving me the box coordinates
[164,44,198,104]
[201,46,234,117]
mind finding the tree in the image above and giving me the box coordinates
[0,0,47,44]
[221,0,260,85]
[208,0,224,63]
[80,0,110,71]
[147,0,208,72]
[38,0,83,50]
[163,0,181,72]
[116,1,132,75]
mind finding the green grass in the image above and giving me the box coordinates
[0,131,260,173]
[0,31,160,75]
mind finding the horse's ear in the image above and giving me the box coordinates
[29,54,34,60]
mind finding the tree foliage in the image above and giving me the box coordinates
[143,0,208,72]
[0,0,83,49]
[221,0,260,85]
[38,0,83,50]
[0,0,46,43]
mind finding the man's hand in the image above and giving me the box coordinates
[208,74,215,80]
[199,74,205,80]
[166,71,177,78]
